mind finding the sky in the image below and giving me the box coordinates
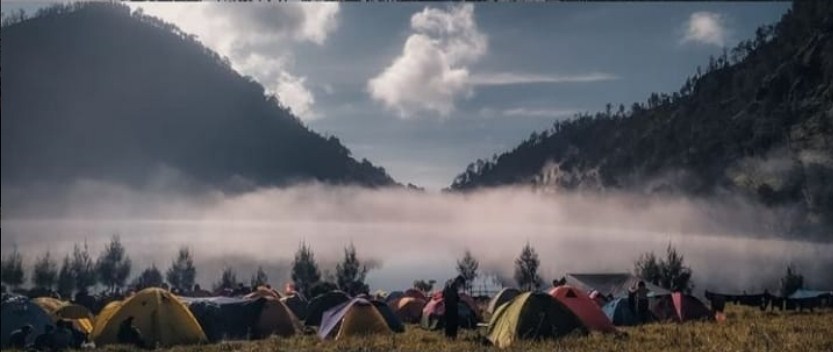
[2,1,791,190]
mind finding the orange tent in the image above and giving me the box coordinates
[403,288,427,301]
[549,285,616,333]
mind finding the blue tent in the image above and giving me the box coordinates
[601,297,640,326]
[788,289,832,300]
[1,295,53,348]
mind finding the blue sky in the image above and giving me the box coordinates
[3,2,791,190]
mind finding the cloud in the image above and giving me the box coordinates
[131,3,339,120]
[682,11,728,47]
[368,4,487,118]
[471,72,619,86]
[501,108,579,118]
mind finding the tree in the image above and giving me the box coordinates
[250,266,268,288]
[456,249,479,294]
[413,279,435,293]
[57,255,74,298]
[214,266,238,291]
[133,265,163,290]
[634,243,693,293]
[514,242,542,291]
[1,245,25,289]
[32,251,58,290]
[291,242,321,298]
[166,247,196,292]
[95,235,132,293]
[71,242,97,292]
[335,243,368,295]
[780,265,803,296]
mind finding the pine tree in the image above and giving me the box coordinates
[250,266,269,288]
[291,242,321,298]
[95,235,132,293]
[1,245,26,289]
[56,254,75,298]
[71,242,97,292]
[132,265,163,290]
[215,266,238,291]
[335,243,368,295]
[456,249,479,294]
[166,247,197,292]
[32,251,58,290]
[780,265,803,296]
[514,242,542,291]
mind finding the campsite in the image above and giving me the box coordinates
[2,268,832,351]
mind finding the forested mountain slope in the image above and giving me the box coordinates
[450,2,833,237]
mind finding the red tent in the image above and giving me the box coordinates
[549,285,616,333]
[650,292,712,322]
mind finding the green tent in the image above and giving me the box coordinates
[487,292,583,348]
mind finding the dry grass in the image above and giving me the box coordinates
[94,306,833,352]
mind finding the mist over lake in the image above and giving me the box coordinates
[3,181,831,293]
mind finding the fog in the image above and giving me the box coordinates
[2,180,831,293]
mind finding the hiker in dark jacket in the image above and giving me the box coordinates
[442,275,466,339]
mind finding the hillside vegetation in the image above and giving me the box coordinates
[450,2,833,239]
[1,3,394,191]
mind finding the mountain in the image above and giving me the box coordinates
[449,2,833,237]
[1,3,395,191]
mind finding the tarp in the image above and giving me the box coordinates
[549,286,616,333]
[92,288,206,347]
[565,273,670,299]
[488,288,521,315]
[601,297,640,326]
[487,292,583,348]
[1,295,53,348]
[318,298,396,340]
[183,296,260,342]
[788,289,833,300]
[305,291,350,326]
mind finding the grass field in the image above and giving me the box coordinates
[89,306,833,352]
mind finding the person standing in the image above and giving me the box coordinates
[442,275,465,339]
[630,281,650,323]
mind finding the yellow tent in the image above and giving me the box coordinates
[253,297,303,338]
[92,288,206,347]
[32,297,95,334]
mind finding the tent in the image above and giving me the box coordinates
[488,288,521,315]
[182,296,261,342]
[305,290,350,326]
[385,291,404,304]
[391,296,426,323]
[92,288,206,347]
[33,297,94,334]
[1,295,53,348]
[403,288,427,301]
[421,291,479,330]
[244,286,282,300]
[369,299,405,333]
[487,292,584,348]
[281,294,308,321]
[549,286,616,333]
[650,292,712,322]
[601,298,640,326]
[91,300,122,341]
[318,298,399,340]
[565,273,670,299]
[253,296,304,338]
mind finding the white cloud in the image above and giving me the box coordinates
[130,3,339,120]
[471,72,619,86]
[368,4,487,118]
[682,11,728,47]
[501,108,579,118]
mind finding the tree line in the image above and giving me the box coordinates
[1,237,806,298]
